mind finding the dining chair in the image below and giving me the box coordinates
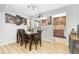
[32,30,42,50]
[37,30,42,47]
[17,29,29,48]
[17,29,20,44]
[24,33,30,48]
[28,33,37,50]
[17,29,23,44]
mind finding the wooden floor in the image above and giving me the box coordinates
[0,40,69,54]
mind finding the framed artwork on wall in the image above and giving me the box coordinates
[22,18,27,25]
[42,19,48,27]
[48,16,52,25]
[15,15,21,25]
[5,13,16,24]
[5,13,27,25]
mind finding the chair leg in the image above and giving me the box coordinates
[17,34,19,44]
[40,39,41,47]
[25,40,28,48]
[25,41,27,48]
[29,38,32,51]
[34,39,37,50]
[20,39,23,46]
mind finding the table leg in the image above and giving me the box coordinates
[17,33,19,44]
[29,35,32,51]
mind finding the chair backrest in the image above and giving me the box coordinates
[37,30,42,34]
[18,29,25,40]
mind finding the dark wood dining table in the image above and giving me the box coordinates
[26,31,38,51]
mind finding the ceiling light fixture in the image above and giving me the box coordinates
[26,4,42,18]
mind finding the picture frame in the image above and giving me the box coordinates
[48,16,52,25]
[15,15,21,25]
[5,13,27,25]
[42,19,48,27]
[5,13,16,24]
[21,18,27,25]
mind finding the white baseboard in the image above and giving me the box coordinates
[0,40,16,46]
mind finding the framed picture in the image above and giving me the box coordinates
[5,13,16,24]
[48,16,52,25]
[42,19,48,27]
[15,15,21,25]
[5,13,27,25]
[21,18,27,25]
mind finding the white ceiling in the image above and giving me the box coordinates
[0,4,70,16]
[32,4,70,15]
[0,4,6,11]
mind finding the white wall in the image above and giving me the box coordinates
[31,5,78,44]
[0,5,30,45]
[0,11,17,45]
